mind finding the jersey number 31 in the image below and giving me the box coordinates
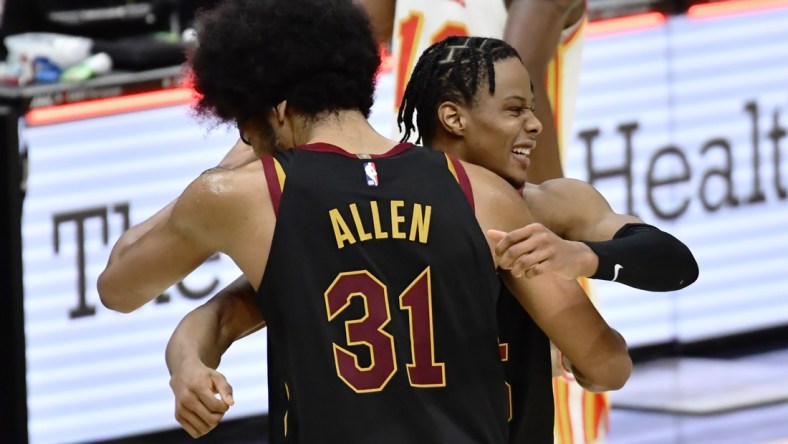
[325,267,445,393]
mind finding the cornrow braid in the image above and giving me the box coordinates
[398,36,521,144]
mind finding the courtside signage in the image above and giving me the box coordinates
[22,107,267,443]
[564,5,788,345]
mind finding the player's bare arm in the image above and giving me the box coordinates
[105,141,258,275]
[495,178,700,290]
[502,268,630,392]
[491,178,643,280]
[488,224,598,280]
[97,162,274,312]
[166,276,264,438]
[467,161,632,391]
[527,178,641,242]
[529,178,699,291]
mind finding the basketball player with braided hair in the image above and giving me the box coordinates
[358,0,586,185]
[357,4,602,439]
[395,35,697,444]
[354,2,635,443]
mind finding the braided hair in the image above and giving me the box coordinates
[398,36,521,144]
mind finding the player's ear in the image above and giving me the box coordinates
[237,120,252,145]
[273,100,288,123]
[437,101,466,137]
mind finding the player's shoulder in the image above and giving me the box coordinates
[462,161,520,199]
[178,161,269,225]
[172,159,271,244]
[460,160,530,216]
[193,160,266,201]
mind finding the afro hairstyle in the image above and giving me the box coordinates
[189,0,381,125]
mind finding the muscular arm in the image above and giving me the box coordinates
[496,244,631,391]
[165,276,264,437]
[504,0,585,183]
[469,163,631,392]
[166,276,264,373]
[540,179,698,291]
[98,163,270,312]
[96,190,212,312]
[163,143,262,363]
[98,141,267,312]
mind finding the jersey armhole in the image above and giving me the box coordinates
[261,155,286,216]
[444,154,475,211]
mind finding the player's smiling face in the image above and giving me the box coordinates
[459,57,542,188]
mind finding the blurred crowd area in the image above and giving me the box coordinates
[0,0,223,85]
[0,0,742,85]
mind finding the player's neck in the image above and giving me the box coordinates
[426,133,461,155]
[304,110,399,154]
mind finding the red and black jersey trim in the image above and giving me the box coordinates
[261,155,286,216]
[444,154,474,211]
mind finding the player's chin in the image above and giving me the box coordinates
[504,167,527,189]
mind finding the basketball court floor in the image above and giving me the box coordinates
[608,346,788,444]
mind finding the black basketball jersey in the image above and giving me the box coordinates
[496,286,553,444]
[256,142,508,444]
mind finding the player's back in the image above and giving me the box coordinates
[257,142,508,444]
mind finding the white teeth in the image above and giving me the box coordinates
[512,148,531,156]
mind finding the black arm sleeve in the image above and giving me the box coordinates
[581,223,699,292]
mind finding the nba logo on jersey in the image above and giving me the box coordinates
[364,161,379,186]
